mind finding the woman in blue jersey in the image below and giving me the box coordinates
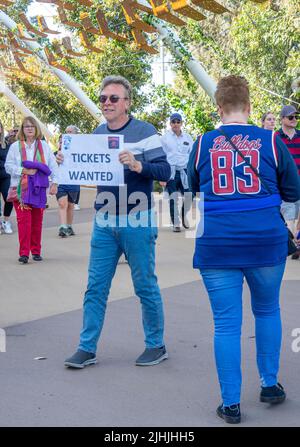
[188,76,300,424]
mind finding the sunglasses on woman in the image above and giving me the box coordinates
[171,120,181,124]
[286,115,299,121]
[99,95,128,104]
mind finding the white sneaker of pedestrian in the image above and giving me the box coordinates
[2,221,13,234]
[74,204,80,211]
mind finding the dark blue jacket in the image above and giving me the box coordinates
[0,143,11,179]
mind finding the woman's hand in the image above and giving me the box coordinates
[22,168,37,175]
[119,150,142,173]
[49,183,58,195]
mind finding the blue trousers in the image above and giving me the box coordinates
[79,211,165,354]
[200,263,285,406]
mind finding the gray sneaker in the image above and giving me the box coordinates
[64,349,97,369]
[59,227,69,238]
[135,346,168,366]
[67,226,75,236]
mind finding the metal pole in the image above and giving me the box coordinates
[0,10,103,122]
[0,80,53,139]
[160,40,165,85]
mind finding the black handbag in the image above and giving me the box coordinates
[218,128,298,256]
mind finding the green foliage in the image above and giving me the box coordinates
[17,73,98,132]
[69,38,152,113]
[137,85,173,133]
[1,0,299,136]
[228,0,300,122]
[6,0,31,22]
[0,96,23,130]
[138,80,216,138]
[174,0,299,126]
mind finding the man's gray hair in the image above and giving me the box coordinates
[65,125,81,134]
[100,75,132,100]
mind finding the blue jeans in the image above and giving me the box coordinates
[79,210,165,354]
[200,263,285,406]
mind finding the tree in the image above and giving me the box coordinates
[170,0,299,126]
[229,0,300,121]
[1,1,299,133]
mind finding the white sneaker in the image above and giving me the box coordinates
[74,204,80,211]
[2,220,13,234]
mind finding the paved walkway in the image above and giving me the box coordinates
[0,189,299,426]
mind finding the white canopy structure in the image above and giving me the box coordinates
[0,79,53,139]
[0,1,268,123]
[0,9,103,122]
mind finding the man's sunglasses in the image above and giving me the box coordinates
[171,119,182,124]
[99,95,128,104]
[286,115,299,121]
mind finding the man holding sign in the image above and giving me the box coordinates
[63,75,171,369]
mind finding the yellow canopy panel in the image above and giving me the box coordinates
[171,0,206,21]
[121,0,157,33]
[148,1,186,26]
[190,0,229,14]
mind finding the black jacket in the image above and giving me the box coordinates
[0,143,11,179]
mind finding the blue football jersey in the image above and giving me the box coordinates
[196,124,281,210]
[189,124,300,269]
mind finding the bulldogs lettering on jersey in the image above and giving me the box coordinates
[195,124,281,212]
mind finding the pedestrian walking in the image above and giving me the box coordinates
[188,75,300,423]
[161,113,193,232]
[63,76,171,368]
[0,120,14,234]
[5,117,58,264]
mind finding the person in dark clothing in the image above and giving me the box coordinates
[276,105,300,259]
[0,121,13,234]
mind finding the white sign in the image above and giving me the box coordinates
[57,134,124,186]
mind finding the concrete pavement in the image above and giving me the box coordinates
[0,189,299,426]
